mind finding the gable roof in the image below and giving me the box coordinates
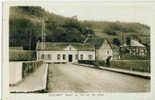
[121,40,145,47]
[36,42,95,51]
[130,40,145,47]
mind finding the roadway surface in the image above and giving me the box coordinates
[47,63,150,93]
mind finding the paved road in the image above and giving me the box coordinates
[47,63,150,93]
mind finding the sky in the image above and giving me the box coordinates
[42,3,152,26]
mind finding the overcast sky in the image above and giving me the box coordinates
[42,3,152,26]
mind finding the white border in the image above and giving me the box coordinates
[2,1,155,100]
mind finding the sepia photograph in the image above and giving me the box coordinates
[7,2,151,94]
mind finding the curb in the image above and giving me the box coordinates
[74,63,151,79]
[99,67,150,79]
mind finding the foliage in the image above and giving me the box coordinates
[10,6,150,52]
[120,54,150,60]
[78,60,105,67]
[9,50,36,61]
[10,7,95,49]
[9,18,41,50]
[18,6,46,17]
[110,60,150,72]
[112,38,121,46]
[126,37,131,45]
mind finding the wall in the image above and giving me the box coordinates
[9,62,23,85]
[37,50,95,63]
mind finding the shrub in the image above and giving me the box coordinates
[9,50,36,61]
[78,60,105,67]
[110,60,150,72]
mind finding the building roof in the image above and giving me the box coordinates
[36,42,95,51]
[121,40,145,47]
[130,40,145,47]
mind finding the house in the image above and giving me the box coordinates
[96,39,113,60]
[36,39,113,63]
[120,40,147,56]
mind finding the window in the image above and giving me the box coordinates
[75,54,78,60]
[136,48,139,53]
[48,54,51,60]
[80,54,83,60]
[107,51,109,54]
[63,54,66,60]
[88,55,92,60]
[38,52,41,59]
[41,54,44,59]
[57,54,61,60]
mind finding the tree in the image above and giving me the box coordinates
[9,18,41,50]
[126,37,131,45]
[112,38,121,46]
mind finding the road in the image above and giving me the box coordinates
[47,63,150,93]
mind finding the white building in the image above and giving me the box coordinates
[36,42,96,63]
[36,39,113,63]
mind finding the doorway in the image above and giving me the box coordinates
[68,55,72,62]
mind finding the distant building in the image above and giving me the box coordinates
[36,40,113,63]
[120,40,147,56]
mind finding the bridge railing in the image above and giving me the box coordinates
[9,61,43,86]
[22,61,43,78]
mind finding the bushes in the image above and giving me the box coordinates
[120,54,150,60]
[9,50,36,61]
[78,60,105,67]
[110,60,150,72]
[78,60,150,73]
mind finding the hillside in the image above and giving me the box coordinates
[9,7,95,50]
[9,6,150,50]
[81,20,150,45]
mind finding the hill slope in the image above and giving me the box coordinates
[9,6,150,50]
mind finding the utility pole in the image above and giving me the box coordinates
[41,18,46,50]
